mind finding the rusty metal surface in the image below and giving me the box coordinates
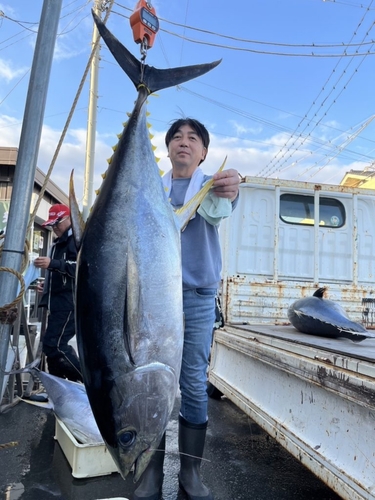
[224,323,375,364]
[219,178,375,327]
[214,324,375,406]
[242,176,375,196]
[209,325,375,500]
[213,177,375,499]
[222,278,375,327]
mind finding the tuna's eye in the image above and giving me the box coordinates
[119,430,136,448]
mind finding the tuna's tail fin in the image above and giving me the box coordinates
[92,11,221,93]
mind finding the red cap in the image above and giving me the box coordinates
[42,204,70,227]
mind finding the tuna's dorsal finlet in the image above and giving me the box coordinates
[96,99,161,219]
[69,170,86,249]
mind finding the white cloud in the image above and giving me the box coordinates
[52,9,92,62]
[53,36,88,62]
[0,58,28,83]
[0,114,22,144]
[153,124,357,186]
[229,120,263,136]
[35,124,113,204]
[0,114,112,205]
[1,112,364,217]
[0,3,16,17]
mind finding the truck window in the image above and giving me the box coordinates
[280,194,345,228]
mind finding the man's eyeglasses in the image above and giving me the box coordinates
[51,216,68,227]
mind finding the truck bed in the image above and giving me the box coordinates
[209,323,375,500]
[230,323,375,364]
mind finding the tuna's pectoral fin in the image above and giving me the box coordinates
[124,243,140,366]
[92,11,221,93]
[69,170,85,250]
[174,157,227,232]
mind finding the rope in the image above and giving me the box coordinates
[27,0,115,235]
[0,234,29,274]
[0,441,19,450]
[0,267,25,325]
[0,2,114,325]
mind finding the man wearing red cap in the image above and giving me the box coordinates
[34,204,82,382]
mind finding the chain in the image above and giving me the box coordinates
[140,37,148,82]
[99,0,111,12]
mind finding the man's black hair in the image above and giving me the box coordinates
[165,118,210,151]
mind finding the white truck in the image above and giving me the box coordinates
[208,176,375,500]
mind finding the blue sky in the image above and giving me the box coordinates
[1,0,375,201]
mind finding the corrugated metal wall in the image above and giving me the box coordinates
[220,177,375,325]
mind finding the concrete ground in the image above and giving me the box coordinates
[0,389,341,500]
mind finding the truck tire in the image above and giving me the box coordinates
[206,381,223,400]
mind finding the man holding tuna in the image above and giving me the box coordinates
[133,118,239,500]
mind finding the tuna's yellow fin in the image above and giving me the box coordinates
[69,170,85,249]
[174,157,227,232]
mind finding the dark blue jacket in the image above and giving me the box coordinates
[39,228,77,312]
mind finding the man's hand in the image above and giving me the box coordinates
[34,256,51,270]
[212,169,240,201]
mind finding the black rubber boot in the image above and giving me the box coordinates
[133,433,166,500]
[46,354,83,383]
[178,416,214,500]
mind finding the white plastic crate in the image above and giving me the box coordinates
[54,417,118,478]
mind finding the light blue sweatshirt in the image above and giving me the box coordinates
[170,175,238,290]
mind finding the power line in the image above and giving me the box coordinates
[319,0,375,9]
[275,115,375,179]
[113,2,375,56]
[1,0,374,180]
[257,0,375,177]
[179,85,375,164]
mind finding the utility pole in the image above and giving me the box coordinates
[82,0,102,221]
[0,0,63,400]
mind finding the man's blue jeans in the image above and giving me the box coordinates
[179,287,216,425]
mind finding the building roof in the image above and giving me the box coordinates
[340,169,375,188]
[0,146,68,205]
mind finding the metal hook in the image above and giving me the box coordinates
[140,37,148,82]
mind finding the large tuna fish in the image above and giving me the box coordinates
[10,361,103,444]
[71,12,221,481]
[26,367,103,444]
[288,287,375,342]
